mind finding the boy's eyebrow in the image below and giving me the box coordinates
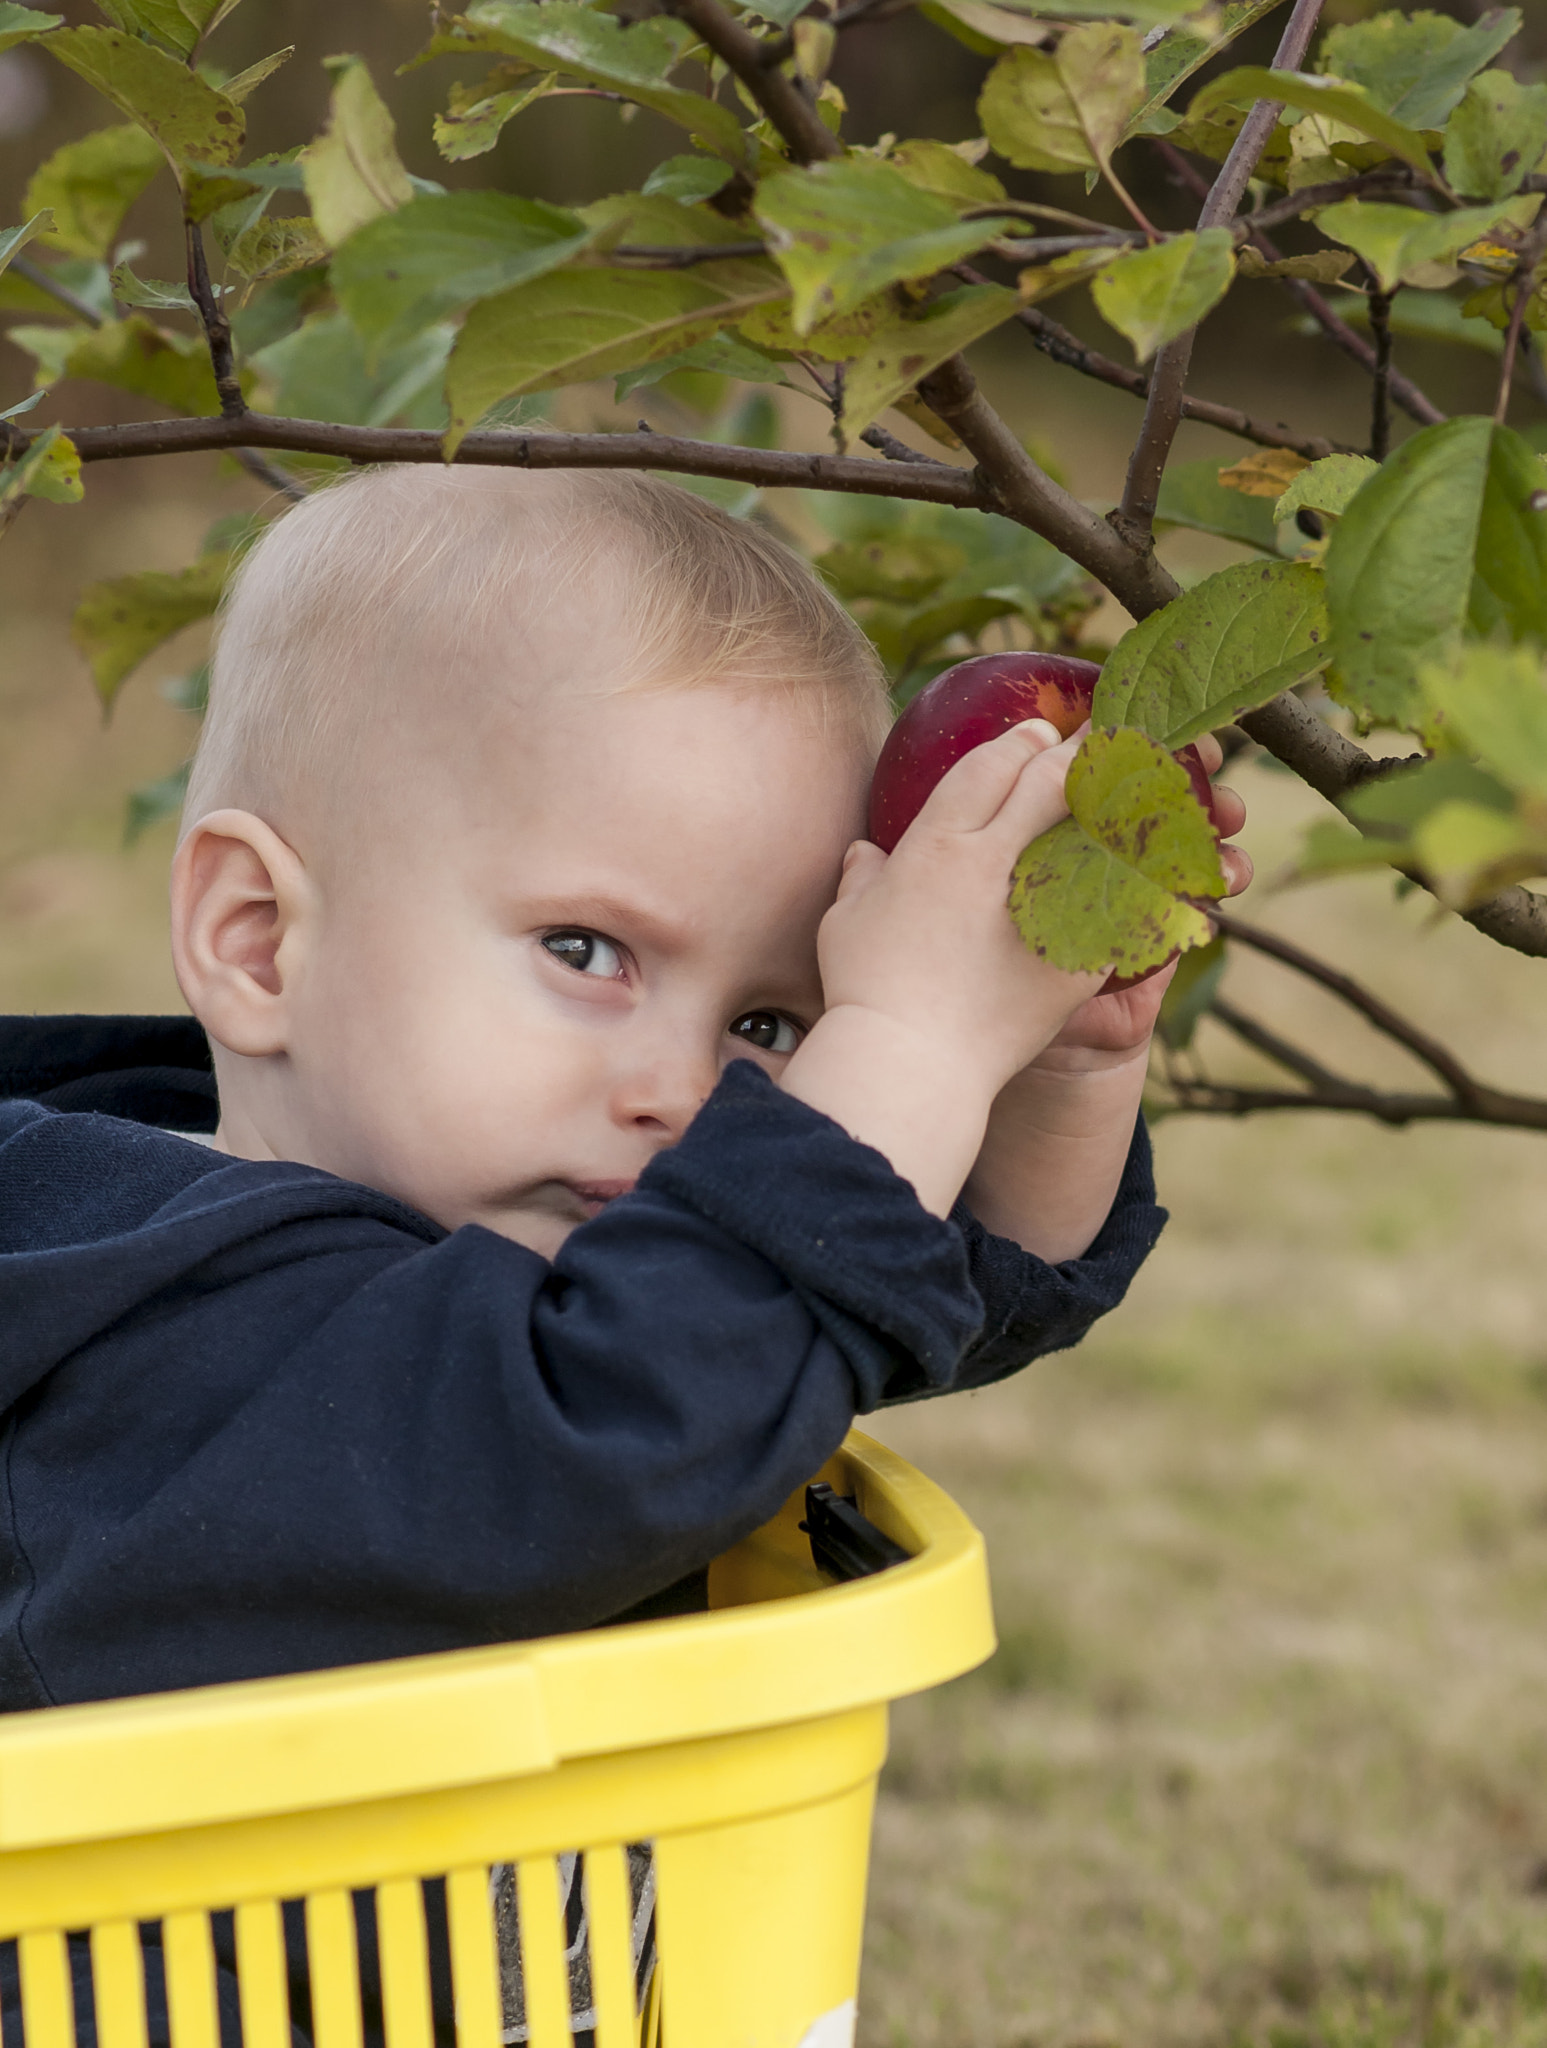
[513,891,696,952]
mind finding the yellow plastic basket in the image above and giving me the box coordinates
[0,1431,993,2048]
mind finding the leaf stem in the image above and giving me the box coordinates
[1367,285,1394,459]
[1116,0,1327,544]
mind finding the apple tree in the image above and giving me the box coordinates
[1,0,1546,1134]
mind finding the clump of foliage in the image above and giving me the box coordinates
[1,0,1545,1133]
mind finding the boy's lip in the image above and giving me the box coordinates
[568,1178,637,1216]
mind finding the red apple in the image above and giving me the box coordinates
[867,650,1217,853]
[866,651,1220,993]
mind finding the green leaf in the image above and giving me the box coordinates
[332,191,592,360]
[108,259,198,311]
[0,210,50,285]
[253,313,451,429]
[430,2,745,160]
[42,26,245,167]
[10,312,225,414]
[301,55,413,250]
[1443,71,1547,204]
[886,138,1007,207]
[1410,799,1544,906]
[432,65,556,163]
[1091,227,1235,362]
[1015,245,1117,306]
[753,158,1007,333]
[1295,817,1407,877]
[1124,0,1288,141]
[1344,752,1515,833]
[838,283,1019,443]
[979,24,1146,177]
[1156,932,1225,1051]
[642,154,735,204]
[1009,729,1224,976]
[1420,643,1547,802]
[1325,418,1547,728]
[938,0,1207,29]
[73,547,232,705]
[0,422,82,506]
[1189,67,1437,182]
[1154,455,1283,550]
[1092,560,1330,748]
[1273,453,1378,525]
[613,329,790,400]
[1315,196,1541,293]
[95,0,236,60]
[1320,8,1521,133]
[125,762,191,846]
[23,123,163,260]
[447,264,783,451]
[0,2,59,51]
[219,46,293,106]
[222,215,326,285]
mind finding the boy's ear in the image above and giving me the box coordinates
[170,810,313,1057]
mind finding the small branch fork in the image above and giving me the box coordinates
[1160,911,1547,1130]
[1116,0,1327,544]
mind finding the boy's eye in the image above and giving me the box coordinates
[542,930,624,980]
[729,1011,802,1056]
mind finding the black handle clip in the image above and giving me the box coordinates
[800,1482,910,1583]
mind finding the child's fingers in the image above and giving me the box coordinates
[836,839,887,899]
[977,725,1085,855]
[907,720,1064,838]
[1211,783,1246,838]
[1221,843,1253,896]
[1194,733,1224,776]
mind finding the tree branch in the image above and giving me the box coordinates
[671,0,1174,611]
[0,412,992,510]
[610,241,768,267]
[1209,994,1360,1094]
[669,0,840,163]
[184,218,243,421]
[914,353,1182,614]
[1155,144,1447,427]
[1367,285,1394,459]
[1117,0,1326,542]
[1209,910,1482,1100]
[1232,693,1547,957]
[10,252,108,327]
[1160,1074,1547,1129]
[1240,170,1417,236]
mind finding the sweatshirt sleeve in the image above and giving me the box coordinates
[919,1111,1168,1400]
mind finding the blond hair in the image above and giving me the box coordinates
[184,464,889,832]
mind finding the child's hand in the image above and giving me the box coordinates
[781,719,1104,1215]
[1031,732,1251,1075]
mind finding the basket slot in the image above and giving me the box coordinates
[89,1922,147,2048]
[512,1859,569,2048]
[305,1891,363,2048]
[233,1902,290,2048]
[444,1870,501,2048]
[582,1850,635,2048]
[376,1882,433,2048]
[18,1932,73,2048]
[162,1912,219,2048]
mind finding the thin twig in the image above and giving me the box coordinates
[1162,1075,1547,1129]
[1495,275,1532,424]
[860,422,949,465]
[184,217,243,421]
[1367,286,1394,459]
[1001,292,1351,459]
[229,446,307,502]
[1210,995,1370,1095]
[993,234,1138,261]
[670,0,840,163]
[1209,910,1482,1100]
[609,242,768,267]
[9,253,109,328]
[1117,0,1326,543]
[1242,170,1417,237]
[1156,142,1447,427]
[963,200,1141,236]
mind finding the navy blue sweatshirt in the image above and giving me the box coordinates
[0,1015,1165,1712]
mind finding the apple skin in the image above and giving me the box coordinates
[867,650,1220,994]
[867,650,1217,853]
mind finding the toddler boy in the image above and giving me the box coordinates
[0,465,1218,1713]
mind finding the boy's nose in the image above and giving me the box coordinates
[610,1042,720,1144]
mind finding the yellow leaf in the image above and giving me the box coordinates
[1217,447,1310,498]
